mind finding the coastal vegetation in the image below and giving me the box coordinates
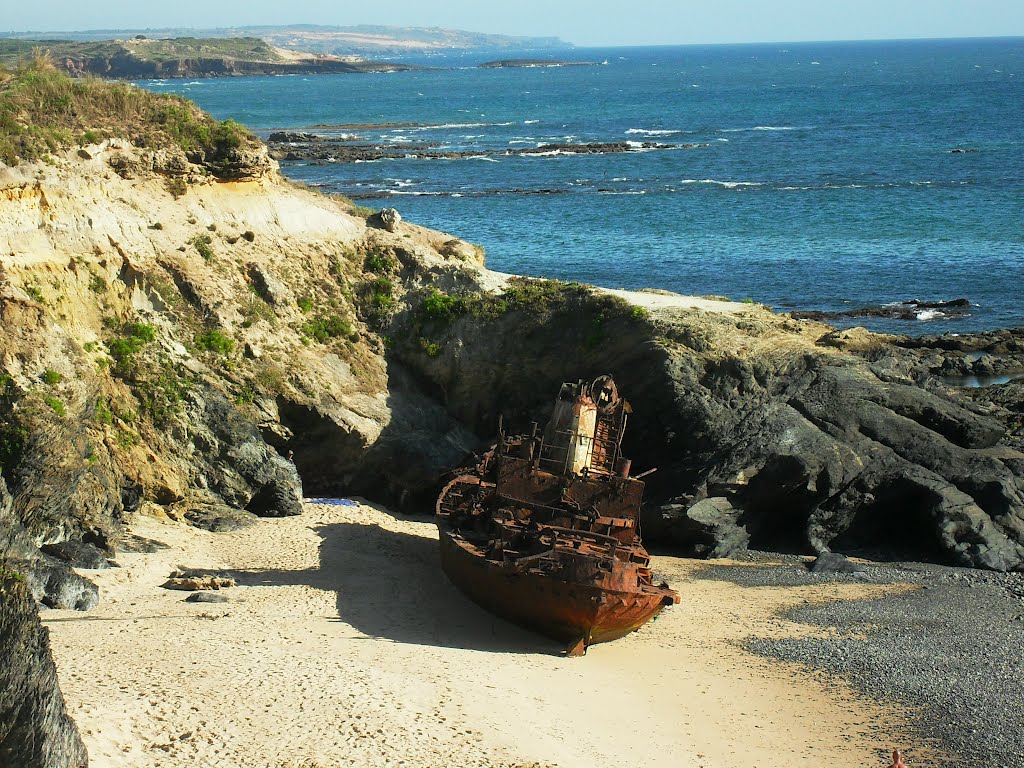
[0,54,258,165]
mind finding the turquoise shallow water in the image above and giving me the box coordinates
[144,38,1024,332]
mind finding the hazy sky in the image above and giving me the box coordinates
[6,0,1024,46]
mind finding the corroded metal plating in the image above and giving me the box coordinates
[436,376,679,655]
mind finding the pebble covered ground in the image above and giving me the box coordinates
[694,553,1024,768]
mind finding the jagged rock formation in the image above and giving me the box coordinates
[0,571,88,767]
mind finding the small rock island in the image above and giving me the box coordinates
[478,58,600,68]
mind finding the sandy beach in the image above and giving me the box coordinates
[42,501,927,768]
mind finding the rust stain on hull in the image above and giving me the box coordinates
[436,376,679,655]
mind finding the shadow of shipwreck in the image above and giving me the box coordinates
[219,518,560,655]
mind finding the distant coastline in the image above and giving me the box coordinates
[0,37,417,79]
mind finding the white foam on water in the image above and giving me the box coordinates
[626,128,682,136]
[680,179,764,188]
[721,125,810,132]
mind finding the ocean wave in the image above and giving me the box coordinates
[720,125,811,132]
[524,150,576,157]
[409,121,515,131]
[465,155,499,162]
[680,179,764,188]
[524,119,540,124]
[381,190,448,196]
[356,188,571,200]
[625,128,683,136]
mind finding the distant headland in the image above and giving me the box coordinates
[0,23,571,58]
[0,37,417,79]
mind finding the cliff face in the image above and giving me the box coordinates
[0,142,482,610]
[55,52,413,79]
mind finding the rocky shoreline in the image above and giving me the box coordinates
[478,59,600,68]
[266,131,704,164]
[695,552,1024,768]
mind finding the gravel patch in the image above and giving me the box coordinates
[694,553,1024,768]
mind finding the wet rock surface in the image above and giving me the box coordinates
[0,573,88,768]
[267,134,705,164]
[696,554,1024,768]
[790,298,973,322]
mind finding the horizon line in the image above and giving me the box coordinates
[1,25,1022,49]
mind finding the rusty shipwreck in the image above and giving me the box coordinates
[435,375,679,655]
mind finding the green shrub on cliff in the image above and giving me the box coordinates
[190,234,215,262]
[0,55,259,166]
[301,314,356,344]
[418,278,591,330]
[43,395,66,417]
[106,322,156,379]
[363,246,397,275]
[0,375,27,477]
[195,329,235,357]
[421,289,465,323]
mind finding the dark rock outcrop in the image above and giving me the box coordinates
[19,560,99,611]
[387,284,1024,570]
[808,552,866,574]
[267,135,705,164]
[184,505,258,533]
[791,298,972,322]
[40,541,109,570]
[0,571,88,768]
[244,478,303,518]
[647,497,749,558]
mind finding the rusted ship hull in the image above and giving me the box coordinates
[434,376,678,655]
[439,530,673,647]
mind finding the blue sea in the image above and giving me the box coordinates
[143,38,1024,333]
